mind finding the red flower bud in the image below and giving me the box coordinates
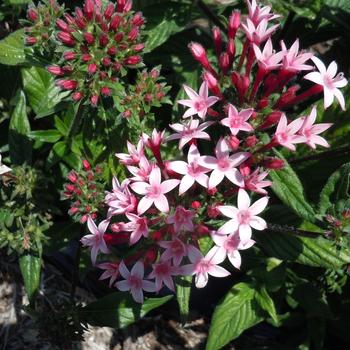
[56,19,69,32]
[114,32,124,42]
[83,0,95,21]
[83,32,95,45]
[27,8,38,22]
[90,95,99,106]
[228,10,240,39]
[57,79,78,90]
[99,33,109,47]
[82,53,92,62]
[124,55,141,65]
[259,111,283,130]
[212,27,222,56]
[101,87,111,96]
[262,157,285,169]
[72,91,84,101]
[102,57,111,66]
[104,3,115,20]
[191,201,201,209]
[82,159,91,170]
[245,135,258,148]
[108,46,117,55]
[88,63,97,74]
[63,51,76,61]
[47,65,64,76]
[219,52,230,74]
[128,27,139,41]
[227,135,240,150]
[110,15,121,31]
[132,12,144,26]
[58,31,75,46]
[25,36,37,45]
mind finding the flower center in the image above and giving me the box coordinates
[277,132,289,143]
[194,100,206,111]
[171,241,185,255]
[217,157,231,170]
[230,117,243,128]
[128,275,142,289]
[224,235,239,252]
[324,75,335,90]
[147,184,162,198]
[237,210,251,224]
[197,260,211,273]
[154,262,170,276]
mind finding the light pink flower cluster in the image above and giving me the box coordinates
[79,0,347,303]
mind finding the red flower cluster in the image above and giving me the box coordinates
[46,0,145,106]
[62,160,105,224]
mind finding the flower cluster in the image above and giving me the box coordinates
[41,0,146,106]
[117,67,171,119]
[77,0,348,303]
[25,0,64,50]
[62,160,105,224]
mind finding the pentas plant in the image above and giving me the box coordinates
[76,0,348,304]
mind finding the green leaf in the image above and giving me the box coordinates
[255,230,350,268]
[28,130,62,143]
[206,282,263,350]
[319,162,350,214]
[81,293,172,328]
[143,1,191,53]
[19,254,41,303]
[22,66,67,117]
[175,275,192,324]
[9,90,32,164]
[255,286,279,325]
[0,29,26,66]
[270,150,316,223]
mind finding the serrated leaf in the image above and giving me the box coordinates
[22,66,67,117]
[9,90,32,164]
[175,275,192,324]
[270,150,316,223]
[255,230,350,268]
[19,254,41,303]
[206,282,263,350]
[81,292,172,328]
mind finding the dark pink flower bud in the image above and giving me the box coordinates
[82,159,91,170]
[113,62,121,71]
[56,19,69,31]
[80,215,88,224]
[259,111,283,130]
[82,53,92,62]
[114,32,124,42]
[133,43,145,52]
[212,27,222,56]
[245,135,258,148]
[57,79,78,90]
[68,207,80,215]
[239,163,251,177]
[102,57,111,66]
[63,51,76,61]
[123,109,132,118]
[84,32,95,45]
[65,184,75,192]
[263,158,285,169]
[207,187,218,195]
[124,0,132,12]
[128,27,139,41]
[88,63,97,74]
[58,31,75,46]
[207,204,220,219]
[110,15,121,31]
[257,97,269,110]
[90,95,99,106]
[191,201,201,209]
[47,65,64,76]
[124,55,141,65]
[228,10,240,39]
[27,8,38,22]
[101,87,111,96]
[72,91,84,101]
[104,3,115,20]
[67,171,78,183]
[117,0,126,12]
[64,14,75,25]
[227,39,235,61]
[227,135,240,150]
[132,12,144,26]
[99,33,109,47]
[25,36,37,45]
[84,0,95,21]
[108,46,117,55]
[219,52,230,74]
[188,42,208,66]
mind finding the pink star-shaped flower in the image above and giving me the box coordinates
[167,144,210,194]
[97,262,120,287]
[124,213,149,245]
[158,237,189,266]
[105,177,137,217]
[178,81,219,120]
[181,245,230,288]
[130,167,180,214]
[199,138,250,189]
[148,259,179,292]
[304,57,348,110]
[211,231,255,269]
[167,119,214,150]
[246,0,280,25]
[280,39,314,73]
[115,261,156,303]
[218,189,268,242]
[253,38,284,71]
[273,113,306,151]
[298,106,332,149]
[167,206,195,233]
[81,217,110,265]
[221,104,254,135]
[244,169,272,195]
[127,156,155,182]
[242,18,279,45]
[115,139,144,165]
